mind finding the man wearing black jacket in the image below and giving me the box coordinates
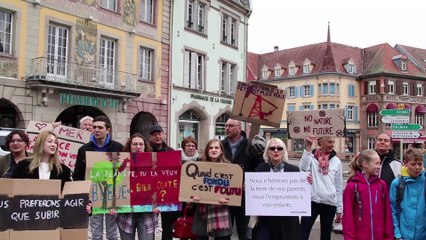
[149,125,178,240]
[222,119,263,240]
[73,115,123,240]
[375,133,402,188]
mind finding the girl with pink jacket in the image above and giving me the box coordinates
[343,149,394,240]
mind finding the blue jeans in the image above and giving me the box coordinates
[90,214,119,240]
[118,214,154,240]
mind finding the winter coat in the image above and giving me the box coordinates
[299,149,343,213]
[13,158,72,190]
[73,138,123,181]
[342,171,393,240]
[377,150,402,189]
[390,172,426,240]
[222,131,262,172]
[253,162,301,240]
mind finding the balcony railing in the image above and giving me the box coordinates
[27,57,138,93]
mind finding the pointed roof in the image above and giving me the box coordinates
[395,44,426,72]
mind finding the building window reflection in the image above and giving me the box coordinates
[178,110,200,148]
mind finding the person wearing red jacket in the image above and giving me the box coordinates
[343,149,394,240]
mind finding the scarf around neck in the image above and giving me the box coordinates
[199,204,230,234]
[181,151,199,162]
[269,161,285,172]
[314,149,330,175]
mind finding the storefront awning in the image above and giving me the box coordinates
[386,103,397,109]
[415,105,426,114]
[405,104,411,109]
[366,104,379,112]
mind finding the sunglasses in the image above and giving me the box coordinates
[269,147,284,151]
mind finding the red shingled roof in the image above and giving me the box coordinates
[396,44,426,72]
[247,52,259,81]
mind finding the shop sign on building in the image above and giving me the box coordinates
[59,93,120,109]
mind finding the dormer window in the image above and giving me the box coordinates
[401,60,407,71]
[343,58,357,74]
[274,67,280,77]
[348,64,355,73]
[262,70,268,79]
[303,64,309,74]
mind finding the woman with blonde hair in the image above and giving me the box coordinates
[13,130,71,189]
[252,138,300,240]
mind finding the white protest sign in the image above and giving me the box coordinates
[245,172,311,216]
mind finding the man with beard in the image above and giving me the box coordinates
[375,133,402,188]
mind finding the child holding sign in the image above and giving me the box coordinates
[342,149,393,240]
[191,139,232,240]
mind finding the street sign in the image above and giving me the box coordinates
[381,116,409,124]
[379,109,410,116]
[392,124,423,131]
[391,131,421,139]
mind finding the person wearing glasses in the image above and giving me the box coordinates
[252,138,300,240]
[374,133,402,188]
[299,135,343,240]
[181,136,200,162]
[113,133,159,240]
[0,130,30,178]
[12,130,71,190]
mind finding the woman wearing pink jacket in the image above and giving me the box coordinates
[343,149,394,240]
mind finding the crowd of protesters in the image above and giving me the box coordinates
[1,117,425,240]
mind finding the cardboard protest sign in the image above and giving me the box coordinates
[86,151,181,214]
[26,121,91,171]
[231,81,286,128]
[0,179,91,240]
[245,172,311,216]
[179,161,243,206]
[287,109,346,139]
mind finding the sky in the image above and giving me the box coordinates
[248,0,426,54]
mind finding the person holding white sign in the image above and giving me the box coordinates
[192,139,232,240]
[299,135,343,240]
[252,138,301,240]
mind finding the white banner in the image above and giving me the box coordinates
[245,172,311,216]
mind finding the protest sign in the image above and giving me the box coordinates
[287,109,346,139]
[231,81,286,128]
[245,172,311,216]
[26,121,91,171]
[0,179,91,240]
[86,151,181,214]
[179,161,243,206]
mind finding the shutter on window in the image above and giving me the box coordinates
[423,84,426,97]
[310,105,314,110]
[183,51,190,88]
[384,79,388,93]
[354,106,358,121]
[396,81,402,95]
[344,105,348,119]
[299,106,303,111]
[190,52,197,89]
[295,86,299,97]
[300,86,305,97]
[310,85,314,96]
[364,81,368,95]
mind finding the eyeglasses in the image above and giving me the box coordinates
[131,142,144,146]
[269,147,284,151]
[185,144,196,148]
[10,139,24,144]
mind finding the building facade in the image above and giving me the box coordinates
[169,0,251,150]
[248,28,426,159]
[0,0,171,143]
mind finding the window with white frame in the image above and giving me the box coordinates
[102,0,118,12]
[401,60,407,71]
[261,70,268,79]
[388,80,394,94]
[0,10,13,55]
[184,49,204,90]
[330,104,338,109]
[368,137,375,150]
[367,111,378,128]
[302,104,311,111]
[415,113,424,126]
[303,64,309,74]
[289,66,295,76]
[403,82,409,95]
[347,106,354,120]
[99,37,116,87]
[221,13,237,46]
[288,86,295,97]
[185,0,206,34]
[220,61,237,95]
[348,84,355,97]
[322,83,328,95]
[274,67,280,77]
[139,47,153,81]
[318,104,328,109]
[330,83,335,95]
[417,83,422,96]
[303,85,310,96]
[140,0,154,24]
[47,23,69,78]
[347,64,355,73]
[369,81,376,94]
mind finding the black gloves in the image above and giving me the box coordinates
[249,135,266,157]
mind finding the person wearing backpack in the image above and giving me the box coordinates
[389,148,426,240]
[342,149,393,240]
